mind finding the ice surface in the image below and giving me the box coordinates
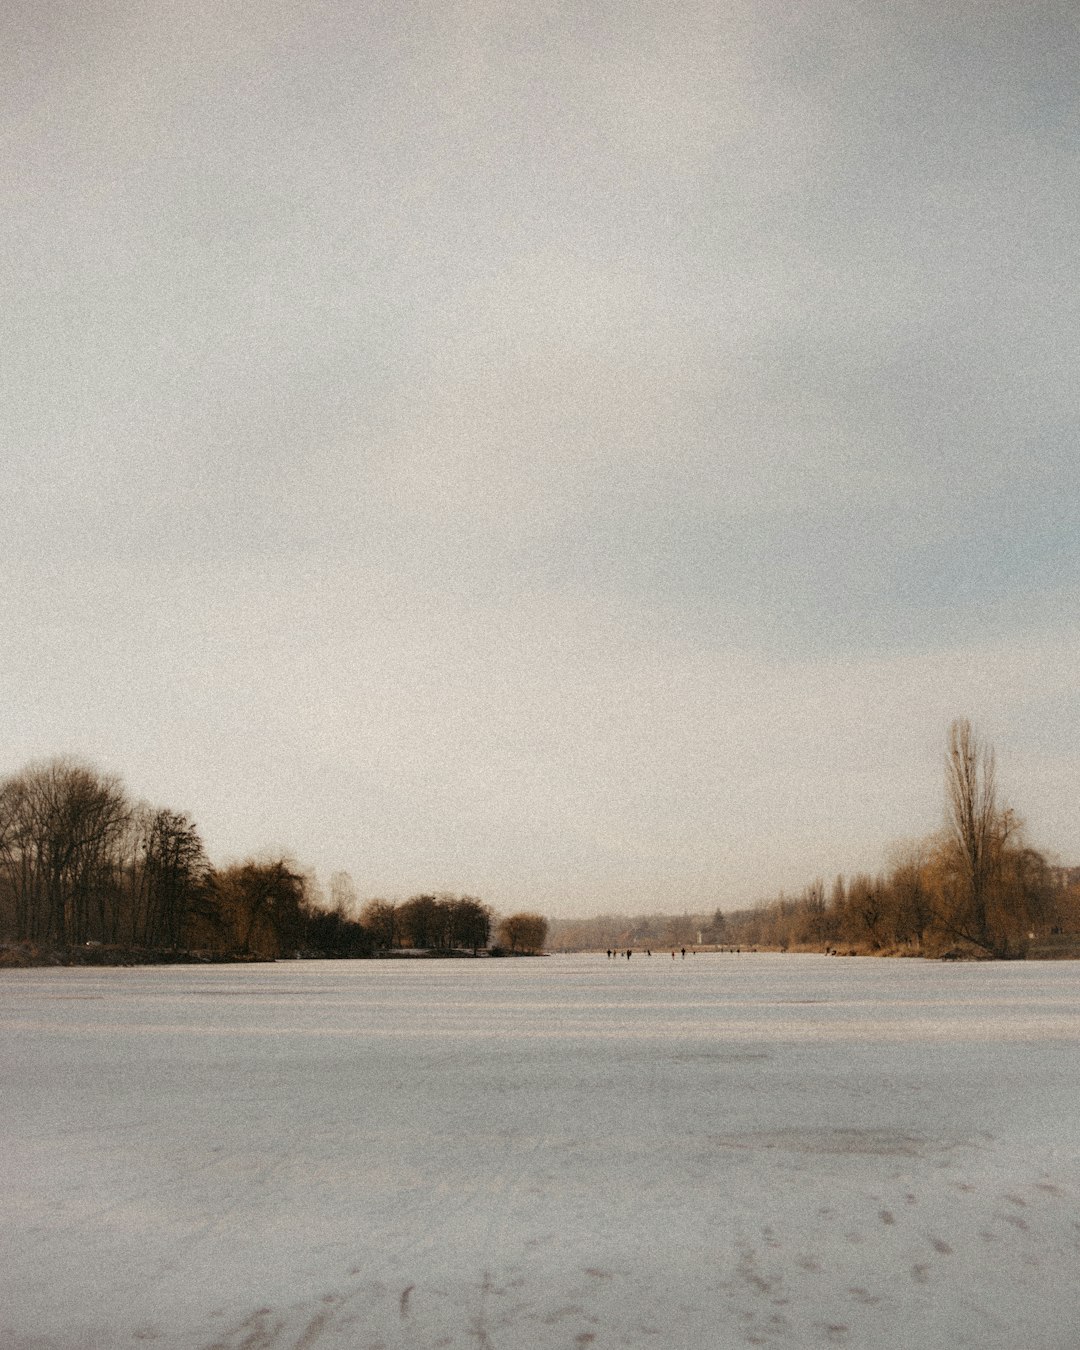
[2,953,1080,1349]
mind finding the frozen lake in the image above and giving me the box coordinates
[3,953,1080,1349]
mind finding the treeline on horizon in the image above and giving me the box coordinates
[0,757,548,962]
[551,720,1080,961]
[4,720,1076,966]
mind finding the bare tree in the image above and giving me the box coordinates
[940,718,1020,955]
[329,871,359,920]
[210,858,306,957]
[945,718,1001,949]
[0,758,129,944]
[446,896,492,953]
[883,842,935,949]
[360,898,397,951]
[141,810,208,948]
[497,912,548,954]
[398,894,445,949]
[847,874,885,949]
[798,879,826,945]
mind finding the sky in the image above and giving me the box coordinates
[3,0,1079,917]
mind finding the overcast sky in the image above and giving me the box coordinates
[3,0,1079,916]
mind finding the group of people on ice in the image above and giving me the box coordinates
[605,947,689,959]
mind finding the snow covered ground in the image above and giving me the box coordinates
[3,953,1080,1350]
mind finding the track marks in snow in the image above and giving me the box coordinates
[191,1265,604,1350]
[204,1306,285,1350]
[706,1173,1080,1347]
[188,1191,1078,1350]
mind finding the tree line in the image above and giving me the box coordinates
[0,757,547,961]
[7,718,1058,963]
[548,720,1080,960]
[356,895,547,955]
[727,719,1077,959]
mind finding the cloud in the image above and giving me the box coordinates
[3,0,1079,911]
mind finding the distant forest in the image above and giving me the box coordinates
[551,720,1080,961]
[0,757,546,963]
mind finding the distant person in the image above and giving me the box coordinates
[626,948,631,959]
[606,949,611,959]
[671,950,675,959]
[681,947,686,959]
